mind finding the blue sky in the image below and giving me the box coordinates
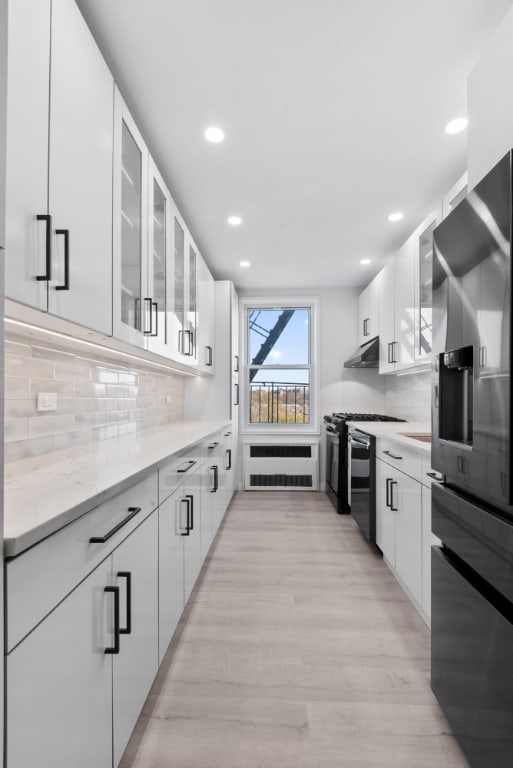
[249,308,309,384]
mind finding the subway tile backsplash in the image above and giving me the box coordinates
[384,369,431,423]
[4,329,185,463]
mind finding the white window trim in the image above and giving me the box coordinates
[239,295,320,434]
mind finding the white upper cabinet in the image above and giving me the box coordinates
[146,157,171,356]
[394,236,415,371]
[377,237,415,374]
[5,0,114,335]
[357,273,380,346]
[196,253,215,374]
[113,88,149,347]
[378,259,395,374]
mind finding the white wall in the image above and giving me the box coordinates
[468,4,513,188]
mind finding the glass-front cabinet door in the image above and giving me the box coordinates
[113,88,148,347]
[146,159,169,355]
[414,205,441,365]
[168,210,186,360]
[185,241,198,364]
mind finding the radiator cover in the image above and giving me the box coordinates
[243,442,318,490]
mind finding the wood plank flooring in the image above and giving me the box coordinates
[120,491,469,768]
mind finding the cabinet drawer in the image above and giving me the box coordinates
[377,437,422,482]
[6,472,158,652]
[158,443,203,505]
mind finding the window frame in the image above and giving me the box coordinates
[240,296,319,433]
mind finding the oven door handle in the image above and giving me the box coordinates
[351,436,370,448]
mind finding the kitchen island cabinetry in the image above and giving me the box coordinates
[5,0,114,335]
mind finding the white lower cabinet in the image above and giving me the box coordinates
[112,511,159,767]
[375,440,430,622]
[158,485,185,664]
[182,468,203,604]
[6,557,112,768]
[6,504,159,768]
[5,425,233,767]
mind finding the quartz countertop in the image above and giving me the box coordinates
[4,419,230,557]
[347,420,432,454]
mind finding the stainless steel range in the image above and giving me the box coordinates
[323,413,404,518]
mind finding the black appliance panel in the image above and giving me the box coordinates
[348,429,375,542]
[432,482,513,604]
[432,150,512,509]
[323,413,404,515]
[431,546,513,768]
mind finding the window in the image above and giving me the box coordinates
[243,300,317,428]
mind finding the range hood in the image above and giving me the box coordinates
[343,336,379,368]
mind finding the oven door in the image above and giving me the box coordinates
[348,430,374,541]
[326,428,339,495]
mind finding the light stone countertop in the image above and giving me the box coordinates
[346,420,432,454]
[4,419,230,557]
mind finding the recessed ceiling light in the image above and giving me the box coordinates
[227,215,242,226]
[445,117,468,135]
[360,259,371,265]
[204,126,225,143]
[388,212,403,222]
[240,260,251,268]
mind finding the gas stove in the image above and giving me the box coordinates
[323,412,404,432]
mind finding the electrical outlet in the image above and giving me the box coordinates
[165,395,172,405]
[37,392,58,412]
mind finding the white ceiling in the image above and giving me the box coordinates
[77,0,513,292]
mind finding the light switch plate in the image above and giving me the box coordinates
[37,392,58,412]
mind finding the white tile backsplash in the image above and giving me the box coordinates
[4,330,185,462]
[384,369,431,423]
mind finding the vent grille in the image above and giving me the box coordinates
[250,445,312,458]
[250,474,313,488]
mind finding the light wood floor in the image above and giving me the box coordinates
[120,491,469,768]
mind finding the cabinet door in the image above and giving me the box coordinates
[183,470,203,604]
[378,261,395,374]
[185,236,199,365]
[146,158,170,356]
[196,253,215,373]
[394,471,422,605]
[158,486,185,663]
[394,236,415,371]
[6,557,112,768]
[414,207,441,366]
[112,511,159,767]
[375,457,394,563]
[48,0,113,334]
[5,0,51,312]
[358,283,371,345]
[113,88,149,347]
[168,208,186,360]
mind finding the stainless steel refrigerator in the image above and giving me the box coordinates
[431,149,513,768]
